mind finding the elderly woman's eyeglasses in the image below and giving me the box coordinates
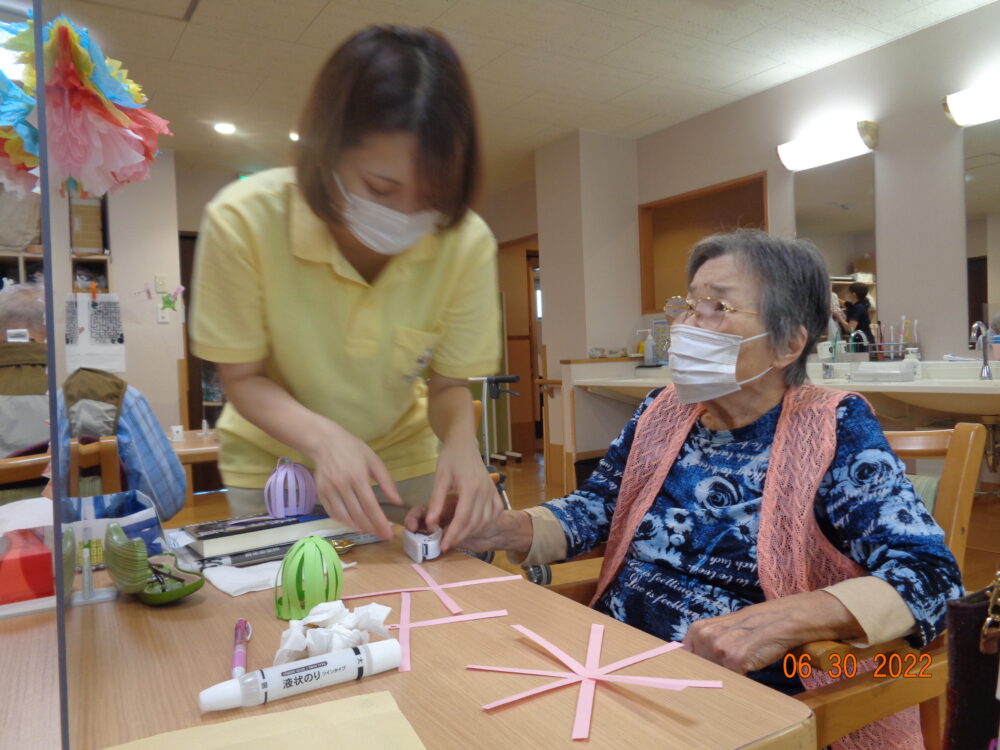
[664,296,760,330]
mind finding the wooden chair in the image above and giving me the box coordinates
[68,436,122,496]
[0,452,49,485]
[795,423,986,749]
[546,422,987,749]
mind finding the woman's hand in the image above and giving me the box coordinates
[422,438,502,551]
[405,507,532,556]
[682,591,863,674]
[217,361,402,539]
[306,419,402,540]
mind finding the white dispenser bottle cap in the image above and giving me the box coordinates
[367,639,403,674]
[199,677,243,712]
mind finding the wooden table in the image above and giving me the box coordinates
[48,536,815,750]
[169,429,220,465]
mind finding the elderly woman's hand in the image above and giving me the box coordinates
[682,591,864,674]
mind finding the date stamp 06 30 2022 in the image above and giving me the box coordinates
[781,651,933,680]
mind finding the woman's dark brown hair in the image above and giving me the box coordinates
[296,26,479,229]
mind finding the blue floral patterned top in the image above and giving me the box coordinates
[543,389,963,693]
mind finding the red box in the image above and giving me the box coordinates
[0,529,54,604]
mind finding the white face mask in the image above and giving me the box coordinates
[334,174,441,256]
[668,324,772,404]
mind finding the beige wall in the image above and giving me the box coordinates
[176,168,237,233]
[105,152,186,427]
[536,132,587,380]
[797,229,876,276]
[479,180,538,244]
[579,131,641,354]
[968,217,987,258]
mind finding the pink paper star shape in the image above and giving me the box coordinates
[468,623,723,741]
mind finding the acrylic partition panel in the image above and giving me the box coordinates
[30,0,298,746]
[0,1,68,748]
[963,118,1000,335]
[33,0,188,746]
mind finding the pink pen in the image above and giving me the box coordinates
[231,619,252,679]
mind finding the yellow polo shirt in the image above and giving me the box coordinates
[190,167,501,489]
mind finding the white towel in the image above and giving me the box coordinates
[204,560,357,597]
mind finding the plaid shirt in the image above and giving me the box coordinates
[57,386,186,520]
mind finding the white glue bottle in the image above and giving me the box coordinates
[640,329,656,366]
[199,639,402,712]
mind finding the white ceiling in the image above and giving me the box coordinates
[53,0,998,198]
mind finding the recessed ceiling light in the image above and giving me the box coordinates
[213,122,236,135]
[289,131,300,142]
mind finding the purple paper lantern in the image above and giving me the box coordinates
[264,458,317,518]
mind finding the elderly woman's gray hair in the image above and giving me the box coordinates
[0,283,46,341]
[686,230,830,386]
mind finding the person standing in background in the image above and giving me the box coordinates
[843,282,874,347]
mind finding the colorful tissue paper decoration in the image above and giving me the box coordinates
[264,458,318,518]
[0,15,170,197]
[0,22,39,194]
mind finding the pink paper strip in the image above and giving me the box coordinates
[599,675,723,690]
[410,563,463,614]
[596,641,684,675]
[481,676,581,710]
[341,586,428,601]
[398,591,413,672]
[341,571,521,603]
[572,679,597,740]
[391,589,507,672]
[467,665,574,680]
[389,610,508,629]
[571,623,604,739]
[511,623,587,674]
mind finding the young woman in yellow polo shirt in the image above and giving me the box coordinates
[190,26,502,551]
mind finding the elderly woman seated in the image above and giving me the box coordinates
[410,230,962,747]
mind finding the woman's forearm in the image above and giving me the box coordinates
[221,371,339,460]
[426,373,478,448]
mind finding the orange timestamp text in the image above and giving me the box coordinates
[781,652,933,680]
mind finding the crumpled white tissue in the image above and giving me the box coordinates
[274,600,392,665]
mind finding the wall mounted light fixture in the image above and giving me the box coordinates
[944,85,1000,126]
[777,120,878,171]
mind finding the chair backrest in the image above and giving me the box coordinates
[884,423,986,577]
[0,452,49,485]
[69,436,122,496]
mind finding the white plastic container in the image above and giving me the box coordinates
[199,639,402,712]
[642,330,656,366]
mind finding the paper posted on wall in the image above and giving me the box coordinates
[65,292,125,373]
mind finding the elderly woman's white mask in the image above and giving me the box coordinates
[668,324,772,404]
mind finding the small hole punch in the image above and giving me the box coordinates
[402,528,442,564]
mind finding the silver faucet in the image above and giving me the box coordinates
[971,321,992,380]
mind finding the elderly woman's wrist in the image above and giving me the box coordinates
[500,510,533,554]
